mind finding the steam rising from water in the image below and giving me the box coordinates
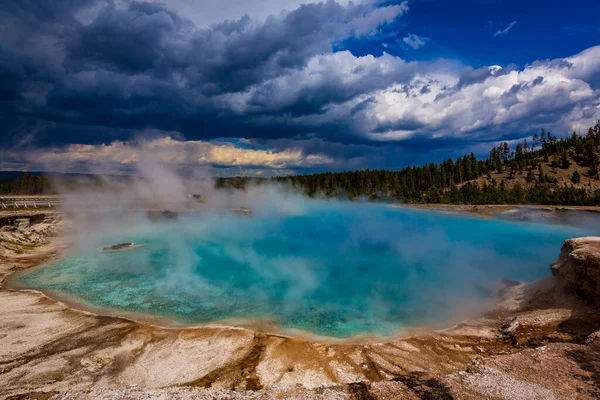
[19,158,593,337]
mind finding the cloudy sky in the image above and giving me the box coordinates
[1,0,599,176]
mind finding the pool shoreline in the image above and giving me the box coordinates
[5,202,558,343]
[2,209,600,399]
[7,259,502,345]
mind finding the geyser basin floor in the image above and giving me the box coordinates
[12,202,591,338]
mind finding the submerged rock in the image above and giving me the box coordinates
[550,237,600,306]
[101,242,135,252]
[146,210,179,221]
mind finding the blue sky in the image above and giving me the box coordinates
[344,0,600,67]
[1,0,599,176]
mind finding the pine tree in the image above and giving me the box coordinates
[470,153,478,178]
[589,157,599,179]
[560,150,571,169]
[515,143,523,161]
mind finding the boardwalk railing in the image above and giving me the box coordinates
[0,197,63,209]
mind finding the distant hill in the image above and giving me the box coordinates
[218,122,600,206]
[466,155,600,192]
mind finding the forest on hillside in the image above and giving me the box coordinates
[217,122,600,206]
[3,123,600,206]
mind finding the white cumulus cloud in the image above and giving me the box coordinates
[222,45,600,143]
[402,33,430,49]
[21,136,334,173]
[494,21,517,37]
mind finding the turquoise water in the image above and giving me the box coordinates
[15,202,592,337]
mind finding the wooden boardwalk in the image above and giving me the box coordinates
[0,197,63,209]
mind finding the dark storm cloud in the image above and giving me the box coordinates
[64,2,190,76]
[531,76,544,86]
[64,1,404,94]
[0,55,23,102]
[371,118,426,134]
[0,0,409,149]
[455,64,515,90]
[530,58,573,70]
[350,98,377,115]
[238,57,424,117]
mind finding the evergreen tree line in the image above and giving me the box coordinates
[0,172,53,195]
[217,122,600,206]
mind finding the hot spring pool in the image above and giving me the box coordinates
[13,202,592,338]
